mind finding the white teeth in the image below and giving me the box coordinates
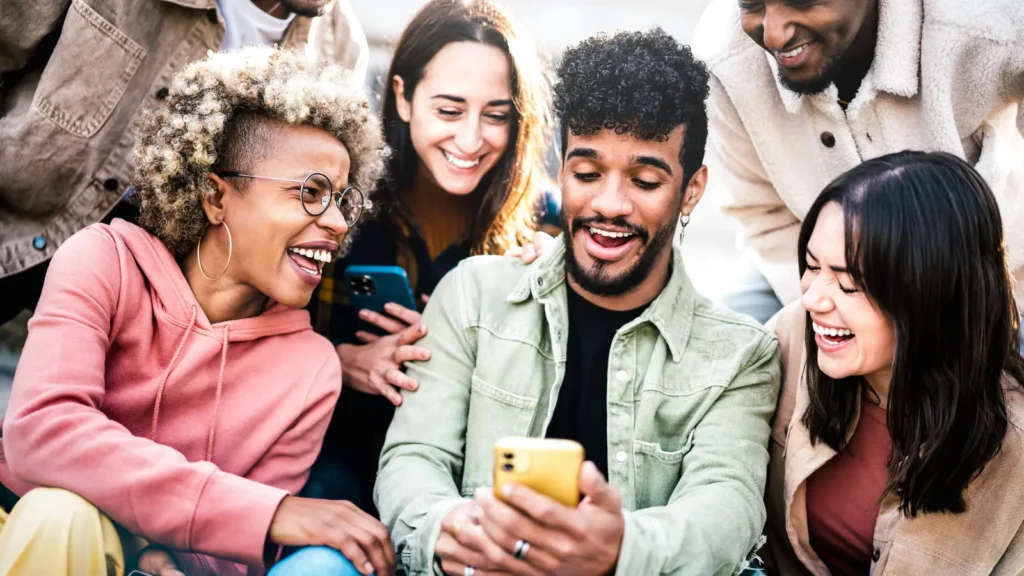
[780,44,808,58]
[288,247,333,265]
[589,227,634,239]
[443,150,480,169]
[812,322,853,338]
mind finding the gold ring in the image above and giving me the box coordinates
[450,520,466,537]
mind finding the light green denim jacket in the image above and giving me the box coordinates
[375,240,781,575]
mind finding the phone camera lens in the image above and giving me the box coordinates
[502,463,514,472]
[503,452,514,459]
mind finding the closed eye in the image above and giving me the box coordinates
[573,172,600,183]
[633,178,661,191]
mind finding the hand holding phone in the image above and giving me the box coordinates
[467,437,623,576]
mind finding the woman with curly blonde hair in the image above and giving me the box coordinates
[0,48,394,576]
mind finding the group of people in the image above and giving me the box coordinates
[0,0,1022,576]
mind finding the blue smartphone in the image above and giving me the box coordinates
[344,265,417,332]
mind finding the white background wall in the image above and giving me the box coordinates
[349,0,743,299]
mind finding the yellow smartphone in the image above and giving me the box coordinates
[493,437,584,507]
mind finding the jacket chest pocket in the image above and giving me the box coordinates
[461,372,538,494]
[632,432,693,510]
[33,0,146,138]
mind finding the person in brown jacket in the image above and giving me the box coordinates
[0,0,367,326]
[765,151,1024,575]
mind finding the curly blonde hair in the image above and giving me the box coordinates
[132,47,388,256]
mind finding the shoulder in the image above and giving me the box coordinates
[923,0,1024,43]
[444,254,530,299]
[690,294,780,370]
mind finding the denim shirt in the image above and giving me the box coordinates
[375,239,782,575]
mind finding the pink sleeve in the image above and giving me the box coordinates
[2,227,286,567]
[245,352,341,493]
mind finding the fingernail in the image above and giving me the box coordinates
[501,484,513,498]
[364,562,374,574]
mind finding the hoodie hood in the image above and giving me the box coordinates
[110,218,313,342]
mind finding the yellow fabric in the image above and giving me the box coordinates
[0,488,145,576]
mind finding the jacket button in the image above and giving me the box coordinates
[32,235,47,250]
[820,132,836,148]
[871,548,881,562]
[615,370,629,382]
[206,9,218,23]
[104,178,120,191]
[155,87,169,100]
[615,451,627,462]
[537,277,544,286]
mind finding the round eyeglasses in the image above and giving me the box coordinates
[216,172,368,226]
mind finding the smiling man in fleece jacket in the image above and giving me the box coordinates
[692,0,1024,324]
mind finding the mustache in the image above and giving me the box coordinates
[570,216,650,243]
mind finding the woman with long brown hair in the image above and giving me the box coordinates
[308,0,554,514]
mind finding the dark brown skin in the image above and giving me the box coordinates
[739,0,878,102]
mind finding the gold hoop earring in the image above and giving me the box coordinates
[197,221,233,282]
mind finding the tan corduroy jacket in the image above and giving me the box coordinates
[0,0,367,278]
[764,302,1024,575]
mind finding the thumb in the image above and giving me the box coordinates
[579,461,619,510]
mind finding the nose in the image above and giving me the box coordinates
[761,3,795,52]
[316,198,350,239]
[589,173,634,221]
[801,272,835,315]
[453,117,484,155]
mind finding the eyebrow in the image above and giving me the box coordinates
[566,147,600,161]
[805,249,850,273]
[632,155,673,175]
[430,94,514,107]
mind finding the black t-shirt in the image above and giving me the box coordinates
[546,285,646,478]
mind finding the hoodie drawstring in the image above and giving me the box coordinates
[206,324,228,461]
[151,306,198,443]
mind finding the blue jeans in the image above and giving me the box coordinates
[268,546,365,576]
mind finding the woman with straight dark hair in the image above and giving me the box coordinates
[763,151,1024,575]
[307,0,554,514]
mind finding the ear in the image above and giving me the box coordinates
[392,75,412,123]
[203,173,231,225]
[680,165,708,218]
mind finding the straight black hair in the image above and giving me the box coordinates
[797,150,1024,517]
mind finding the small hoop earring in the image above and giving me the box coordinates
[679,214,690,229]
[197,221,233,282]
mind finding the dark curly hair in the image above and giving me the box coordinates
[553,28,711,185]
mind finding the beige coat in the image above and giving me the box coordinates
[0,0,367,278]
[693,0,1024,306]
[764,302,1024,575]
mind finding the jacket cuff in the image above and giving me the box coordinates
[409,499,466,575]
[190,470,289,566]
[613,511,650,576]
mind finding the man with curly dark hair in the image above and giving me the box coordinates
[376,28,781,576]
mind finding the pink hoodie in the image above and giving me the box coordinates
[0,220,341,575]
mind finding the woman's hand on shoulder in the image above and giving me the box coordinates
[504,232,555,265]
[337,308,431,406]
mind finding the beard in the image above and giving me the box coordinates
[562,214,676,297]
[280,0,334,17]
[777,51,844,96]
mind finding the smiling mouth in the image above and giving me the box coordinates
[588,227,636,249]
[778,42,812,59]
[812,321,855,345]
[443,150,481,170]
[287,247,332,277]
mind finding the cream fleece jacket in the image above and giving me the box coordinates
[693,0,1024,305]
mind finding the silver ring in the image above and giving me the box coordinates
[464,566,475,576]
[513,539,531,559]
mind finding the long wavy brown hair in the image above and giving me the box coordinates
[377,0,553,255]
